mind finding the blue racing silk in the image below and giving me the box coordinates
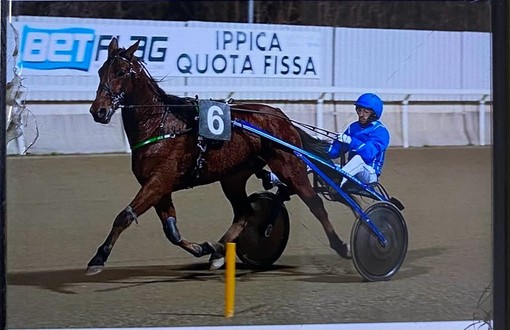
[327,120,390,176]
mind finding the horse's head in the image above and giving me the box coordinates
[90,38,141,124]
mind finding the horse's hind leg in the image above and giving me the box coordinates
[209,170,254,269]
[155,194,221,258]
[266,153,351,259]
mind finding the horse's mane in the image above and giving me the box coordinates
[160,93,198,128]
[117,49,197,127]
[140,63,197,126]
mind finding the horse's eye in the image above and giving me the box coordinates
[116,70,126,77]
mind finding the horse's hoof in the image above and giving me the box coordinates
[343,243,352,259]
[332,242,352,260]
[85,265,104,276]
[203,241,222,255]
[209,257,225,270]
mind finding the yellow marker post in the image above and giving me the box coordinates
[224,242,236,318]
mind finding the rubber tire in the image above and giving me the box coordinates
[351,201,408,282]
[236,191,290,268]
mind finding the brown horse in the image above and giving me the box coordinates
[86,37,350,275]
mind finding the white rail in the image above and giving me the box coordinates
[16,86,491,154]
[165,86,491,148]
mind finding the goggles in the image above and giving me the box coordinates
[355,106,373,115]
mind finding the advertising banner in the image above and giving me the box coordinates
[13,16,324,79]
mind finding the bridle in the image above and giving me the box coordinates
[97,55,139,111]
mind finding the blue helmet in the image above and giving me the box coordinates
[354,93,383,119]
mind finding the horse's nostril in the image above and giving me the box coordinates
[98,108,107,118]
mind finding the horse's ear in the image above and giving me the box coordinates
[125,40,140,60]
[108,37,119,58]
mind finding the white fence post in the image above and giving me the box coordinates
[120,120,131,154]
[16,134,25,155]
[478,94,488,146]
[401,95,411,148]
[316,93,326,129]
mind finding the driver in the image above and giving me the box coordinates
[257,93,390,189]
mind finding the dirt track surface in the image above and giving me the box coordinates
[6,147,492,328]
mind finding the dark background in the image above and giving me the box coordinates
[15,1,490,31]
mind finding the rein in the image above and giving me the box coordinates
[104,54,337,150]
[119,102,340,145]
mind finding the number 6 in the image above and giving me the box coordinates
[207,105,224,135]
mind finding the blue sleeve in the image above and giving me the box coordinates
[348,126,390,163]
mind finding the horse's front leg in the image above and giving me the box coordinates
[155,195,221,258]
[85,178,167,275]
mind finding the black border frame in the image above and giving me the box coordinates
[1,0,8,328]
[492,0,509,329]
[0,1,507,329]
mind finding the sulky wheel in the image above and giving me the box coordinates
[351,201,408,282]
[236,191,290,268]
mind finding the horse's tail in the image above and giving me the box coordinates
[294,126,332,162]
[293,126,340,182]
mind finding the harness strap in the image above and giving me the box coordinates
[131,128,193,150]
[188,136,208,187]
